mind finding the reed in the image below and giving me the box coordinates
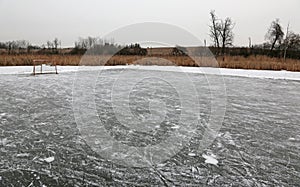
[0,54,299,71]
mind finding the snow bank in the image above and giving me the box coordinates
[0,65,299,81]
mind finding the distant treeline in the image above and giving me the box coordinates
[209,47,300,59]
[0,37,299,59]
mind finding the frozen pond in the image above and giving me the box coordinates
[0,67,300,186]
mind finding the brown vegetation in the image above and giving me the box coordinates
[217,55,300,71]
[0,54,299,71]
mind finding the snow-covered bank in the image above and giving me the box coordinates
[0,65,299,81]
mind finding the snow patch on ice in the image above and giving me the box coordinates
[0,66,300,81]
[40,156,55,163]
[171,125,180,129]
[16,153,30,157]
[0,113,6,119]
[288,137,299,142]
[0,138,8,146]
[223,132,235,145]
[202,153,218,166]
[188,152,196,157]
[123,65,300,81]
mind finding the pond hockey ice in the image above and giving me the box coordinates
[0,66,299,186]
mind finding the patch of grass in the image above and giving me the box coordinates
[0,54,299,71]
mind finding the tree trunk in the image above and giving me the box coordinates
[270,36,278,51]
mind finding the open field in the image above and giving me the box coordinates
[0,67,299,186]
[0,54,300,71]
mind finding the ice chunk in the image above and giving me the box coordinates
[202,154,218,166]
[224,132,235,145]
[171,125,180,129]
[0,138,8,146]
[41,156,55,163]
[188,153,196,157]
[16,153,30,157]
[289,137,296,141]
[0,113,6,119]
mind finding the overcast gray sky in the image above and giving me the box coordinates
[0,0,299,47]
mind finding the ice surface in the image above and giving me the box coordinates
[0,67,299,186]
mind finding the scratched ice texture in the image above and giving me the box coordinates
[0,68,299,186]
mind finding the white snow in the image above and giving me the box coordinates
[16,153,30,157]
[41,156,55,163]
[171,125,180,129]
[223,132,236,146]
[202,153,218,166]
[288,137,299,141]
[0,138,8,146]
[0,113,6,120]
[0,65,299,80]
[188,153,196,157]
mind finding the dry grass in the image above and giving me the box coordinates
[0,54,299,71]
[217,55,300,71]
[0,54,81,66]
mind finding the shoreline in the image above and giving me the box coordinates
[1,65,300,81]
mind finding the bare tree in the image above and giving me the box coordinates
[209,10,220,48]
[15,40,30,53]
[53,38,61,53]
[209,10,234,56]
[15,40,29,49]
[285,31,300,50]
[47,41,53,49]
[219,17,234,54]
[75,37,99,49]
[7,41,15,54]
[87,36,97,48]
[53,38,60,50]
[265,19,284,51]
[5,40,29,54]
